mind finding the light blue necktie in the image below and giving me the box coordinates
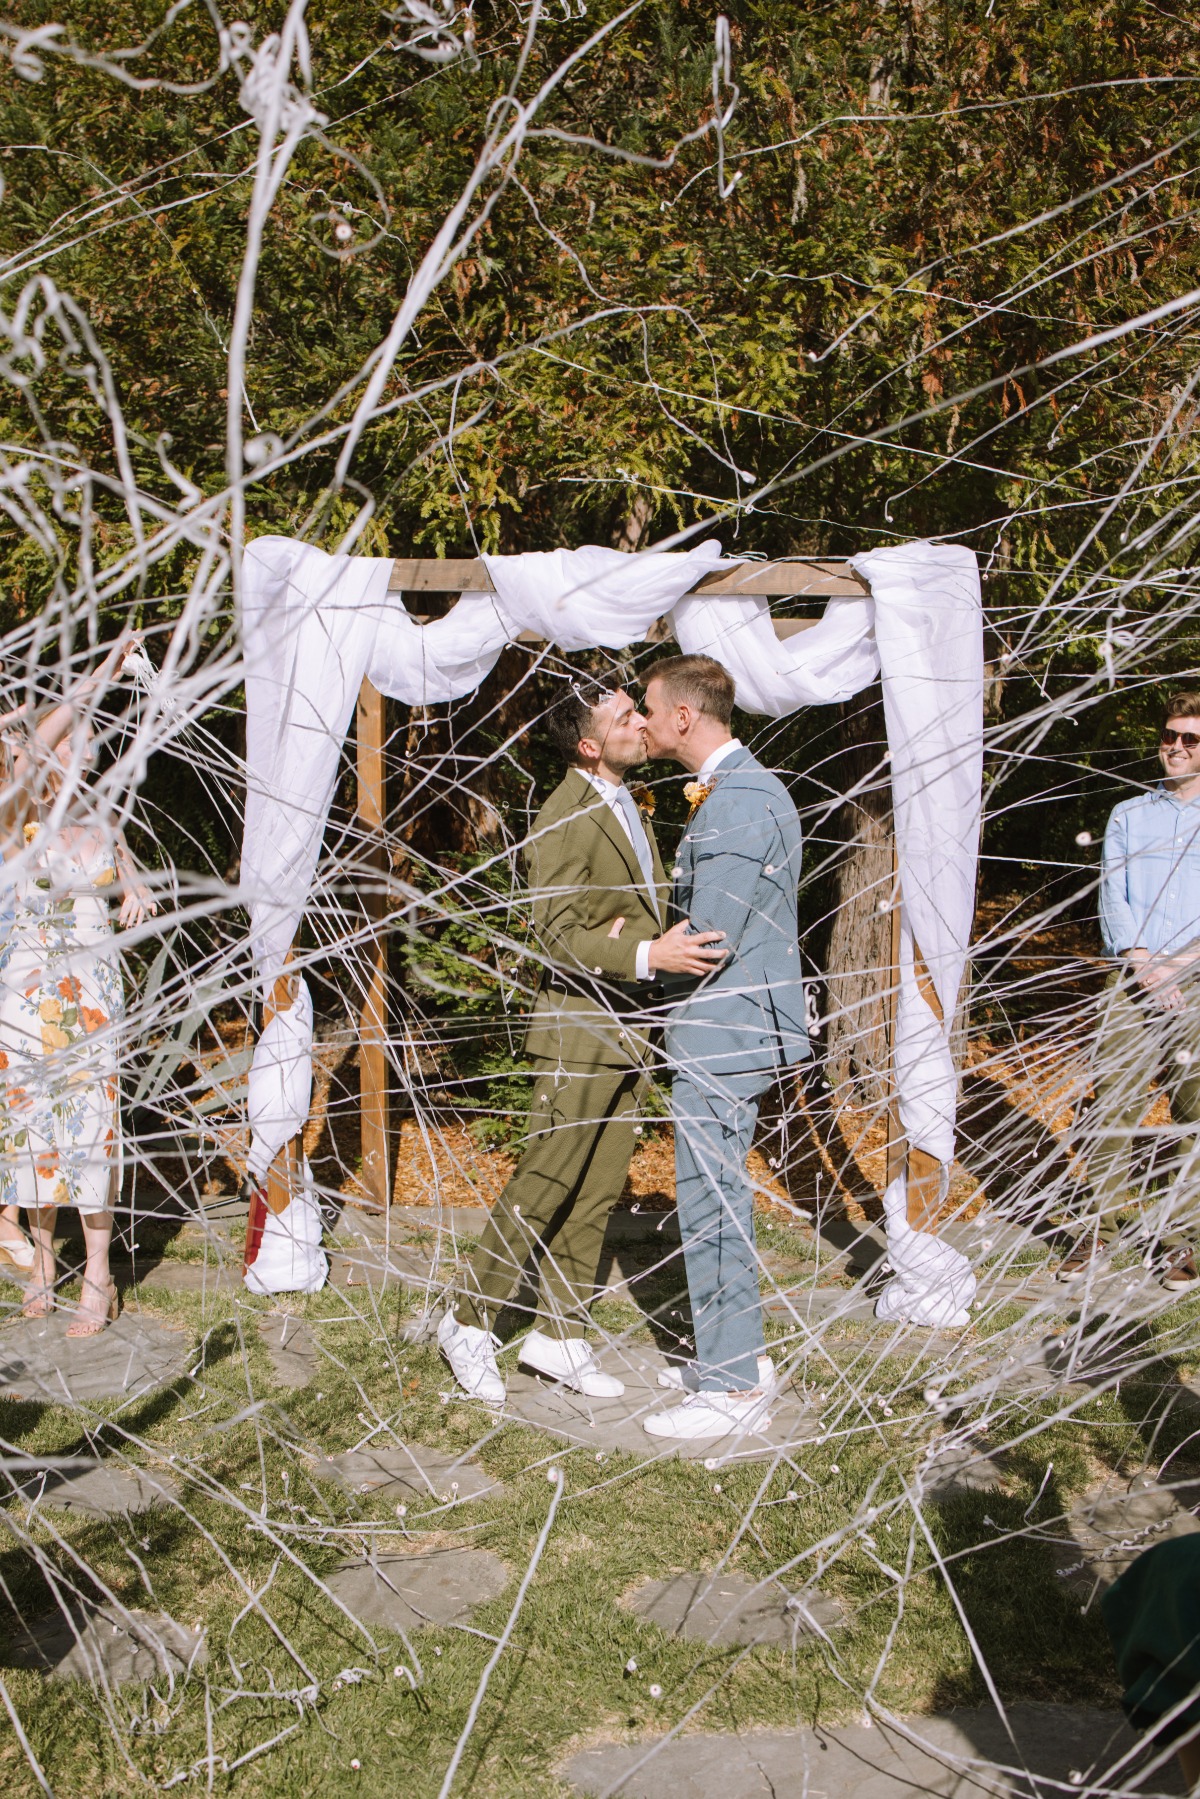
[613,785,659,918]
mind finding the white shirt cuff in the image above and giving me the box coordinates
[635,939,652,982]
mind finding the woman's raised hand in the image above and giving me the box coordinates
[80,628,140,700]
[119,880,158,930]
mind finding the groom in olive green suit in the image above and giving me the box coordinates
[439,678,726,1403]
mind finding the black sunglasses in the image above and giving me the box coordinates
[1161,729,1200,749]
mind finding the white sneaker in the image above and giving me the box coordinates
[518,1328,625,1398]
[437,1311,505,1405]
[643,1388,773,1442]
[658,1354,775,1393]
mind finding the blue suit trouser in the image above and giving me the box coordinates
[672,1066,773,1393]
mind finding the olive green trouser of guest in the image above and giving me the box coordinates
[1079,971,1200,1250]
[454,1057,643,1339]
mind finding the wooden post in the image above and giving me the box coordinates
[357,677,391,1208]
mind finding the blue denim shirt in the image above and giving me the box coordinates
[1100,785,1200,958]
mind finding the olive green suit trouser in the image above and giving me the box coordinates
[1080,971,1200,1249]
[455,1056,642,1338]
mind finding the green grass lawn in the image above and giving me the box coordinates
[2,1270,1195,1797]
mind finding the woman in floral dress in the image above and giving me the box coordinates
[0,634,155,1331]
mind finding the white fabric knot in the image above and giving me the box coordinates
[873,1176,976,1329]
[389,0,477,65]
[218,22,254,72]
[244,1155,327,1296]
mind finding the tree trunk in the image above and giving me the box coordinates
[823,688,893,1108]
[612,491,653,555]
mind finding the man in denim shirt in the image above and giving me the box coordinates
[1059,691,1200,1288]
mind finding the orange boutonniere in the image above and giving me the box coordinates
[626,780,655,818]
[682,777,716,818]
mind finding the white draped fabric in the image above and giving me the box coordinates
[241,536,725,988]
[239,535,982,1317]
[852,543,983,1162]
[246,978,314,1184]
[672,589,880,710]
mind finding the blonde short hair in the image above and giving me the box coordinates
[645,655,735,725]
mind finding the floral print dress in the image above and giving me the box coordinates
[0,832,123,1212]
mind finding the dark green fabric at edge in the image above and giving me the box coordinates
[1102,1536,1200,1741]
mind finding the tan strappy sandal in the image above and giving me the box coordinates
[21,1245,56,1318]
[65,1277,120,1338]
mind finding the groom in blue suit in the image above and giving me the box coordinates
[640,654,809,1443]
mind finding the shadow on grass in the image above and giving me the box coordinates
[0,1498,200,1670]
[921,1456,1191,1793]
[924,1468,1117,1710]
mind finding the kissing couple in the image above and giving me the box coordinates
[438,653,808,1443]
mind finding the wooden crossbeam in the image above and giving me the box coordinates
[387,557,866,599]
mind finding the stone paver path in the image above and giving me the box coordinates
[562,1703,1180,1798]
[315,1444,504,1505]
[8,1460,178,1519]
[500,1344,815,1468]
[326,1548,508,1634]
[330,1242,432,1291]
[0,1312,193,1405]
[259,1313,320,1387]
[917,1442,1007,1503]
[6,1602,206,1685]
[113,1257,237,1295]
[624,1572,843,1647]
[1054,1475,1200,1602]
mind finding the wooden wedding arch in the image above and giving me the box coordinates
[246,554,937,1271]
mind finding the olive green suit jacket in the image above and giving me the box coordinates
[522,767,669,1071]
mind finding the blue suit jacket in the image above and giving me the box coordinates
[664,746,809,1080]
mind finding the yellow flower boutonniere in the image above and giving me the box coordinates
[626,780,655,818]
[682,777,716,818]
[22,821,37,845]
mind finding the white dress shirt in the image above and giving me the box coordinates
[582,771,659,981]
[697,736,742,777]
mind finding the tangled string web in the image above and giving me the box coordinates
[3,2,1200,1794]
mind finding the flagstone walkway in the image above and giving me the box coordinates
[7,1603,206,1685]
[0,1310,194,1405]
[326,1547,509,1636]
[560,1703,1184,1798]
[622,1570,844,1647]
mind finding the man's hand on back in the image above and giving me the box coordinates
[647,919,726,977]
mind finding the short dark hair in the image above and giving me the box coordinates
[645,654,735,726]
[1165,691,1200,726]
[543,677,613,764]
